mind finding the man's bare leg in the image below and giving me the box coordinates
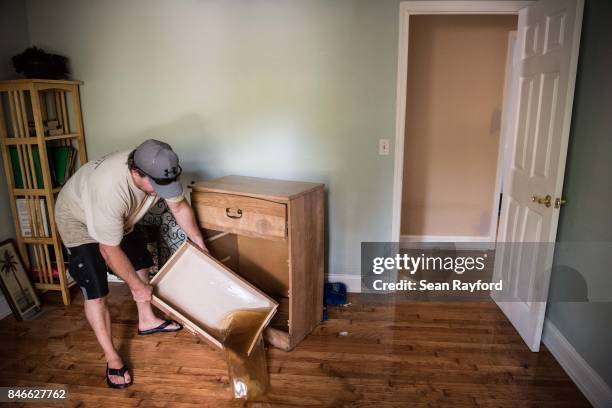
[83,297,131,385]
[134,268,180,331]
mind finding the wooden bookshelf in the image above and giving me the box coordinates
[0,79,88,305]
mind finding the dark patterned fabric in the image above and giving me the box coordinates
[137,200,187,275]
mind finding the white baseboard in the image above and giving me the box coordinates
[0,294,12,320]
[326,273,361,293]
[400,235,495,250]
[107,273,124,284]
[543,319,612,408]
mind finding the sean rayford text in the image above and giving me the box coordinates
[372,253,488,275]
[372,279,503,292]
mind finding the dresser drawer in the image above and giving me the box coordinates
[192,192,287,240]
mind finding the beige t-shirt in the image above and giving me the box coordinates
[55,150,184,247]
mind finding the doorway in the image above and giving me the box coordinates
[391,1,531,244]
[399,14,517,245]
[390,0,584,352]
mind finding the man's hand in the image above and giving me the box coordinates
[192,238,209,253]
[131,281,153,303]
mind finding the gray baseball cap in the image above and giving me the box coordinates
[132,139,183,199]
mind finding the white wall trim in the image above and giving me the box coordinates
[391,1,532,243]
[401,235,495,250]
[542,319,612,408]
[401,234,491,242]
[0,294,12,320]
[107,273,124,284]
[391,2,410,242]
[399,1,532,14]
[326,273,361,293]
[489,31,517,244]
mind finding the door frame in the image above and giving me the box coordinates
[391,1,533,244]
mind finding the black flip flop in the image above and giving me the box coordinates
[106,364,132,389]
[137,320,183,336]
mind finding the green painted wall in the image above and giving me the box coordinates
[546,0,612,388]
[0,0,29,241]
[24,0,401,278]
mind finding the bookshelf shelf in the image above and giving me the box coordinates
[21,237,55,245]
[4,134,81,144]
[4,137,39,145]
[45,134,79,141]
[13,188,47,196]
[0,79,88,305]
[36,280,77,292]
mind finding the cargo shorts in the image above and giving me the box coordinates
[67,227,154,300]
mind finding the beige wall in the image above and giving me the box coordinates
[401,15,517,238]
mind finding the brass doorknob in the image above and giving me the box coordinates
[531,194,552,208]
[555,197,567,208]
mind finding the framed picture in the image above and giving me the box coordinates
[0,239,40,320]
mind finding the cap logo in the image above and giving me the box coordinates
[164,167,178,177]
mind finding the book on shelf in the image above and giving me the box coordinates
[27,119,65,137]
[16,198,50,237]
[9,145,76,188]
[30,264,75,284]
[50,145,75,185]
[9,146,44,189]
[50,145,77,186]
[29,245,74,283]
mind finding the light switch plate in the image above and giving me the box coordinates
[379,138,390,155]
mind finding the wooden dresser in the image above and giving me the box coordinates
[190,175,325,350]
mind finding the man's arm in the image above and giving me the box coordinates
[166,199,207,251]
[99,244,152,302]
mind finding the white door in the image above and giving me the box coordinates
[493,0,584,352]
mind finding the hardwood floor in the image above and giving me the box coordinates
[0,284,590,407]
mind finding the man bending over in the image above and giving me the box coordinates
[55,139,206,388]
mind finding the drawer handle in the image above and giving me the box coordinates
[225,208,243,219]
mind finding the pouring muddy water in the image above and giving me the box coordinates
[150,242,278,400]
[219,308,272,398]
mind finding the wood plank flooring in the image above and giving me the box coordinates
[0,284,590,407]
